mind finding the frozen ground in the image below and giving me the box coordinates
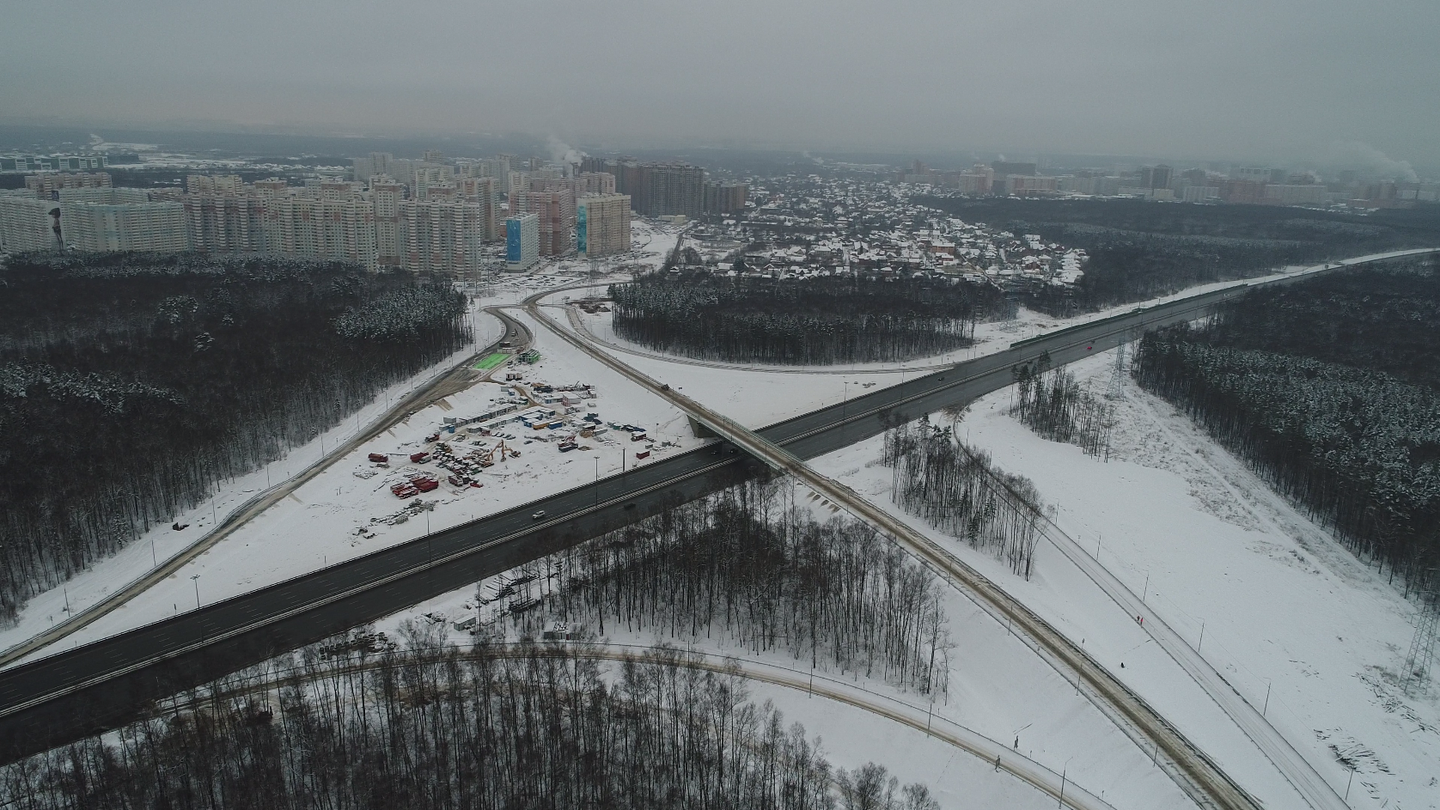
[812,348,1439,810]
[13,309,700,661]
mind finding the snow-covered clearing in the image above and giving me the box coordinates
[11,309,699,662]
[812,348,1439,810]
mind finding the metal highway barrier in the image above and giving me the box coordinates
[0,249,1433,765]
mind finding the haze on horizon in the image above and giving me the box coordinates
[2,0,1437,171]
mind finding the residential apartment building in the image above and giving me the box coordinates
[25,171,112,199]
[4,170,501,272]
[2,154,108,173]
[508,188,575,256]
[702,182,748,215]
[186,176,486,271]
[61,190,189,252]
[577,193,631,257]
[506,213,539,271]
[0,193,59,251]
[403,197,486,272]
[580,158,705,217]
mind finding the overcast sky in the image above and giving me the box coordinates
[3,0,1436,168]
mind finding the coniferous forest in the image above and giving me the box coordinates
[0,634,940,810]
[0,252,469,623]
[921,196,1440,312]
[1132,258,1440,598]
[610,272,1012,365]
[882,419,1047,579]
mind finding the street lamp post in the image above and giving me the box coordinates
[190,574,200,609]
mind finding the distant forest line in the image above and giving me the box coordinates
[921,197,1440,312]
[0,252,469,624]
[610,273,1013,365]
[1132,257,1440,599]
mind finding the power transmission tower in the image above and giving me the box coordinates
[1107,333,1128,399]
[1403,589,1439,695]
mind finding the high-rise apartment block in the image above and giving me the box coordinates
[1140,165,1173,190]
[702,182,748,215]
[25,172,111,199]
[577,172,616,195]
[580,158,705,217]
[509,188,575,256]
[506,213,539,271]
[0,194,60,251]
[4,162,510,272]
[184,174,491,272]
[577,193,631,258]
[55,187,188,252]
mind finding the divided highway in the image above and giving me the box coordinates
[0,248,1433,771]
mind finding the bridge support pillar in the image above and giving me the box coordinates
[687,415,719,439]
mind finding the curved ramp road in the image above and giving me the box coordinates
[523,299,1262,810]
[0,248,1433,779]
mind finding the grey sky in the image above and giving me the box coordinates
[2,0,1437,167]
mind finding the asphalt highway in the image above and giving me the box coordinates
[0,249,1432,765]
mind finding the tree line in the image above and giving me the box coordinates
[1133,326,1440,599]
[0,631,941,810]
[609,271,1011,365]
[0,252,469,624]
[1011,351,1115,458]
[1194,256,1440,391]
[528,482,952,696]
[881,418,1046,579]
[921,196,1440,312]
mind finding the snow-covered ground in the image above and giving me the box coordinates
[810,348,1440,810]
[0,302,503,658]
[359,540,1193,810]
[562,248,1437,378]
[11,309,700,662]
[1,219,687,660]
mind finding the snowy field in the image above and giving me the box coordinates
[810,349,1439,810]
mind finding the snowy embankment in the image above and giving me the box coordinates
[814,348,1439,810]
